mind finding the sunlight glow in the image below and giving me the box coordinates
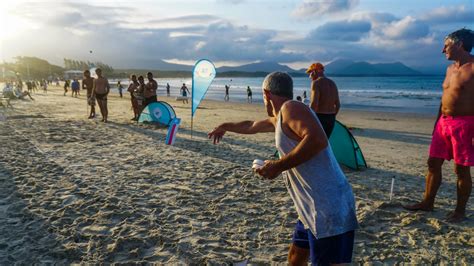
[0,2,32,42]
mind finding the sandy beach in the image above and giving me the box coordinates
[0,85,472,264]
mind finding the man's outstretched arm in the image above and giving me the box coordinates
[208,118,275,144]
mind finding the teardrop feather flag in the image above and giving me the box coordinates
[191,59,216,117]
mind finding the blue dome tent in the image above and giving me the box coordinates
[138,101,176,126]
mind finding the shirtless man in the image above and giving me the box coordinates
[306,62,340,137]
[92,68,110,122]
[144,72,158,107]
[127,74,140,120]
[404,28,474,222]
[82,70,96,119]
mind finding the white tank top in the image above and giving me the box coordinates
[275,101,358,239]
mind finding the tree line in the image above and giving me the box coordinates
[63,58,114,76]
[0,56,118,81]
[1,56,63,80]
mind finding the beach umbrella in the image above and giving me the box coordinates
[191,59,216,137]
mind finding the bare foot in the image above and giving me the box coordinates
[446,211,466,223]
[403,202,434,212]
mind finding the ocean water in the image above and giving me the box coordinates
[112,76,444,114]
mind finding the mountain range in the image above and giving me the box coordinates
[322,59,422,76]
[118,59,430,76]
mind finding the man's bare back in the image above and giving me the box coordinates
[83,77,94,96]
[310,77,340,114]
[441,60,474,116]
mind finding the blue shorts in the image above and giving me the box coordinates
[292,220,355,265]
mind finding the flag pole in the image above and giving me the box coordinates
[191,116,194,138]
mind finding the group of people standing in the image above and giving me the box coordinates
[127,72,158,121]
[79,70,158,122]
[25,79,49,93]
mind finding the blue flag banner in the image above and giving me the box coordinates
[191,59,216,117]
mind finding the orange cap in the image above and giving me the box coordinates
[305,62,324,73]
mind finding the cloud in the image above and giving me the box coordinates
[216,0,246,4]
[421,5,474,24]
[350,11,398,25]
[3,1,305,68]
[292,0,359,17]
[190,22,305,62]
[382,16,429,40]
[47,12,84,27]
[2,1,465,73]
[307,19,371,41]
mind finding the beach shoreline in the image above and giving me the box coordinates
[0,85,472,264]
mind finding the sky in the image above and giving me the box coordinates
[0,0,473,73]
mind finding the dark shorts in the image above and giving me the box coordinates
[316,113,336,138]
[95,93,107,101]
[144,96,157,107]
[292,220,354,265]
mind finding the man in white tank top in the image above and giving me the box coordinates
[208,72,358,265]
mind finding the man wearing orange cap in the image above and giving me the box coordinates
[306,62,340,138]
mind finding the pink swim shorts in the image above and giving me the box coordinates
[429,115,474,166]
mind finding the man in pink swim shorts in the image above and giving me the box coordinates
[404,28,474,222]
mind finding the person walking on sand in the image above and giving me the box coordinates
[42,80,48,93]
[180,83,190,104]
[83,70,95,119]
[117,80,123,98]
[71,79,80,97]
[166,83,170,97]
[63,80,70,96]
[127,74,140,120]
[306,62,340,138]
[144,72,158,107]
[404,28,474,223]
[32,80,38,92]
[247,86,253,103]
[224,84,230,101]
[208,72,358,265]
[92,68,110,122]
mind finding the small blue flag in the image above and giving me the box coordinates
[191,59,216,117]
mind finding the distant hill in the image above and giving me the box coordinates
[117,59,193,72]
[217,61,296,73]
[114,59,425,77]
[145,60,193,71]
[324,59,355,74]
[324,59,422,76]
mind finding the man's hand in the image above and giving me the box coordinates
[208,125,226,144]
[256,160,283,180]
